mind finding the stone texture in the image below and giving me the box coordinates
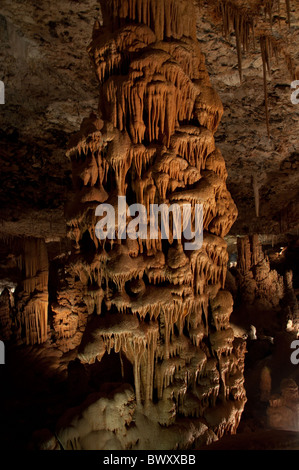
[50,0,246,449]
[0,0,298,452]
[0,1,298,238]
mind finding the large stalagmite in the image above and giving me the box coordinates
[55,0,246,449]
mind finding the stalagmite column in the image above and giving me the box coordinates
[0,288,12,341]
[0,236,49,346]
[57,0,246,449]
[17,237,49,345]
[237,234,284,307]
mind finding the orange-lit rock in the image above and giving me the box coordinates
[54,0,246,450]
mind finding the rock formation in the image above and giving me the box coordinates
[267,378,299,432]
[53,0,246,450]
[284,270,299,333]
[0,236,49,346]
[0,288,13,342]
[0,0,298,453]
[235,234,299,340]
[236,234,284,327]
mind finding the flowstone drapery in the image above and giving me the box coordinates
[55,0,246,449]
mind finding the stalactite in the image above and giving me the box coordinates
[252,174,260,217]
[0,236,49,346]
[0,289,13,341]
[56,0,247,450]
[100,0,197,41]
[260,35,271,138]
[237,234,284,310]
[213,0,296,133]
[260,366,272,402]
[215,0,256,81]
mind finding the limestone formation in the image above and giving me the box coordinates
[260,366,272,402]
[213,0,296,136]
[0,236,49,346]
[53,0,246,450]
[284,270,299,333]
[0,0,298,453]
[267,378,299,432]
[237,234,284,310]
[0,288,13,342]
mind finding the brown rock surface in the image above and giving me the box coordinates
[50,0,246,449]
[0,0,298,452]
[0,0,298,238]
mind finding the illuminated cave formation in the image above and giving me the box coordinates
[0,236,49,346]
[51,0,247,450]
[0,0,298,452]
